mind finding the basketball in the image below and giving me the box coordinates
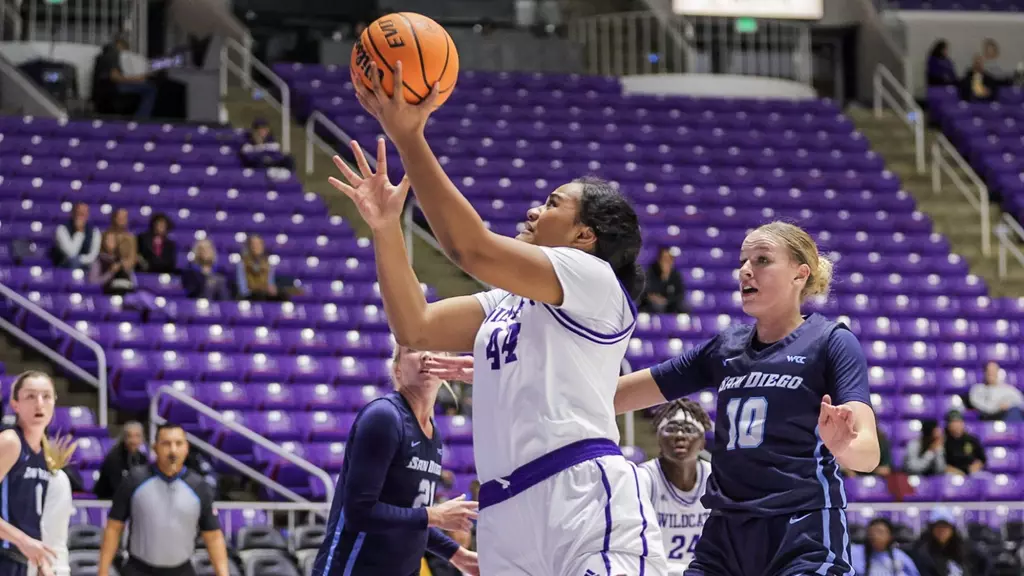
[350,12,459,107]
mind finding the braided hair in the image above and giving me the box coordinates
[652,398,713,433]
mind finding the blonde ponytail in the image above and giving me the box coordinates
[43,434,78,472]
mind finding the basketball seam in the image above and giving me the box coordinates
[438,30,453,94]
[365,25,426,102]
[398,12,431,104]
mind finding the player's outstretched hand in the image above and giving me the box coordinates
[818,394,857,457]
[353,60,441,144]
[16,535,55,572]
[423,355,474,383]
[329,138,409,233]
[450,546,480,575]
[427,494,479,533]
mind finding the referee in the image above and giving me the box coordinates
[97,424,229,576]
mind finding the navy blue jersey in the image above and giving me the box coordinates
[1,427,52,550]
[651,313,871,516]
[313,392,459,576]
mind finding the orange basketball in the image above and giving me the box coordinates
[350,12,459,107]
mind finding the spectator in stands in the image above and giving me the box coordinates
[89,231,138,295]
[969,360,1024,422]
[137,213,178,275]
[91,33,157,119]
[903,418,946,476]
[106,208,138,270]
[51,201,101,269]
[235,234,282,301]
[239,118,294,181]
[182,239,230,300]
[943,410,986,476]
[909,508,991,576]
[93,421,147,499]
[961,54,999,102]
[982,38,1009,82]
[850,517,920,576]
[639,246,687,314]
[926,40,958,87]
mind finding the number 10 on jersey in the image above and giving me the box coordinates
[725,397,767,450]
[485,323,521,369]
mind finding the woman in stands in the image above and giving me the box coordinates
[339,62,668,575]
[311,346,478,576]
[614,221,880,575]
[0,371,58,576]
[29,436,77,576]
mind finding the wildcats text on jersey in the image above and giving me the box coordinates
[656,509,712,531]
[718,372,804,391]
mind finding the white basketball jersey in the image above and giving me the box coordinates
[30,470,72,576]
[471,246,635,482]
[637,458,712,575]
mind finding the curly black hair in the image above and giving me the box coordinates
[572,176,645,300]
[652,398,713,432]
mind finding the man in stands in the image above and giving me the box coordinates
[92,33,157,118]
[943,410,987,476]
[93,422,147,499]
[51,201,101,269]
[969,360,1024,422]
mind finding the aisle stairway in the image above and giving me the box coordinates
[847,107,1024,297]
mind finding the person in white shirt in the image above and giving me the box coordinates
[968,361,1024,422]
[51,202,101,270]
[637,399,714,576]
[333,63,669,575]
[29,435,77,576]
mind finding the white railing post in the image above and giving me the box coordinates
[0,284,108,427]
[931,134,993,257]
[873,64,925,174]
[220,38,291,154]
[149,385,334,502]
[304,111,375,175]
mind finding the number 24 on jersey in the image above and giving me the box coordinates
[485,323,521,370]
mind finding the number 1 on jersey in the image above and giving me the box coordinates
[485,323,521,370]
[725,397,767,450]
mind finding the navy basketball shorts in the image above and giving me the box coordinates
[0,556,28,576]
[684,509,854,576]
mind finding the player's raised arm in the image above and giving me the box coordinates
[353,61,574,306]
[818,329,880,473]
[616,340,716,414]
[330,140,483,352]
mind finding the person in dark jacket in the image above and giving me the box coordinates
[944,410,986,475]
[909,508,991,576]
[181,238,230,300]
[639,246,687,314]
[137,213,178,274]
[926,40,959,87]
[961,54,1000,103]
[93,422,147,499]
[239,118,294,171]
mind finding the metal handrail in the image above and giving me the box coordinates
[621,358,635,447]
[873,64,925,173]
[0,283,107,426]
[304,110,374,175]
[995,214,1024,279]
[0,55,67,120]
[149,386,334,502]
[930,134,991,256]
[219,37,289,153]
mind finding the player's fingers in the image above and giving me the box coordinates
[370,62,386,102]
[354,85,380,117]
[449,494,466,502]
[821,394,833,406]
[423,82,442,110]
[351,140,374,178]
[376,137,388,173]
[327,177,358,200]
[332,154,362,185]
[395,175,411,201]
[393,61,405,104]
